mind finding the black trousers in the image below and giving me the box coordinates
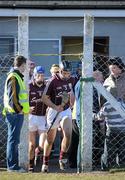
[68,119,79,168]
[68,119,104,169]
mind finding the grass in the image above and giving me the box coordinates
[1,171,125,180]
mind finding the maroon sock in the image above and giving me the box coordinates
[29,158,34,168]
[59,151,67,160]
[43,156,49,165]
[35,146,43,156]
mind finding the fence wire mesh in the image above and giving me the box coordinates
[0,54,125,171]
[0,18,125,171]
[0,55,14,167]
[91,55,125,170]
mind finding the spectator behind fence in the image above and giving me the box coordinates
[3,55,29,173]
[99,57,125,170]
[97,99,125,170]
[28,66,47,172]
[104,57,125,101]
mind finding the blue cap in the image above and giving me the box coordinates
[33,66,45,74]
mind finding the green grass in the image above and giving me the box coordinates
[1,171,125,180]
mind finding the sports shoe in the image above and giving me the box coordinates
[59,159,68,171]
[7,167,26,173]
[41,164,49,173]
[28,167,34,172]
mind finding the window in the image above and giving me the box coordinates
[94,37,109,55]
[62,36,109,75]
[29,39,60,77]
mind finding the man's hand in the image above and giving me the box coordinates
[53,92,69,112]
[29,106,35,113]
[54,105,63,112]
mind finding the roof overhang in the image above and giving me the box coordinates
[0,8,125,17]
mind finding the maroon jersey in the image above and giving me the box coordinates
[29,81,47,116]
[66,76,77,92]
[44,74,71,110]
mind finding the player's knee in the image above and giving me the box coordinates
[30,143,35,151]
[65,131,72,139]
[63,126,72,135]
[47,139,54,146]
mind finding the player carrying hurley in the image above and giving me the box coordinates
[41,62,73,172]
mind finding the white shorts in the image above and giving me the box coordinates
[47,107,72,129]
[29,114,47,132]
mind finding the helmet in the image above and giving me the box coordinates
[59,61,71,71]
[33,66,45,75]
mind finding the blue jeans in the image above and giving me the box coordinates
[6,113,24,170]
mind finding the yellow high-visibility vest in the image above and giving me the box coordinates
[3,72,29,115]
[72,100,76,120]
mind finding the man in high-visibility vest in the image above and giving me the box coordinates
[3,55,29,173]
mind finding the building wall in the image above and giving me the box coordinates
[0,17,125,76]
[94,18,125,58]
[29,17,125,57]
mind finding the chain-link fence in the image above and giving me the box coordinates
[0,55,125,172]
[0,55,14,167]
[0,15,125,173]
[91,55,125,171]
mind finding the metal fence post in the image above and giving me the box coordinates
[80,14,94,172]
[18,13,29,169]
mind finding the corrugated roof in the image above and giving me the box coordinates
[0,1,124,9]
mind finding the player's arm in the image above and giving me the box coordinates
[69,90,75,108]
[41,80,63,112]
[42,94,63,112]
